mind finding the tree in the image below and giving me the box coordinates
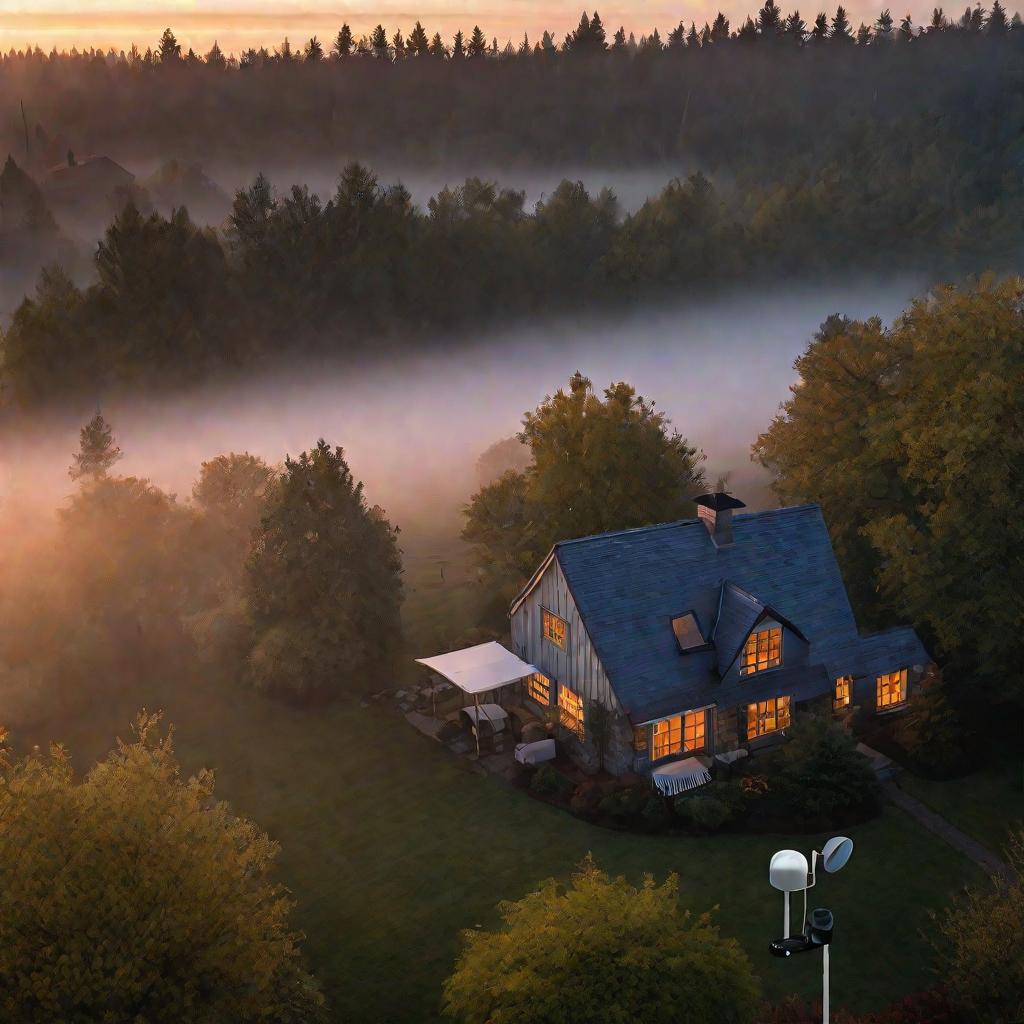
[69,412,122,480]
[245,440,403,703]
[711,11,731,41]
[755,282,1024,707]
[430,32,448,57]
[156,27,181,63]
[408,20,430,55]
[811,11,831,40]
[192,452,276,582]
[874,8,895,38]
[332,23,353,58]
[475,435,531,487]
[205,40,226,67]
[938,829,1024,1023]
[785,10,809,41]
[895,667,969,779]
[468,25,488,57]
[304,35,324,61]
[831,5,855,40]
[443,857,760,1024]
[0,713,326,1022]
[370,24,389,58]
[899,13,916,37]
[988,0,1009,32]
[452,29,466,58]
[464,372,706,611]
[928,6,948,30]
[856,22,872,43]
[758,0,784,37]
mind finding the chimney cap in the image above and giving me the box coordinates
[692,492,746,512]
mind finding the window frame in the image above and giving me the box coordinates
[834,675,852,711]
[746,695,792,738]
[557,683,585,739]
[541,607,568,651]
[650,709,707,761]
[876,669,908,712]
[740,624,783,676]
[670,609,707,653]
[525,671,552,707]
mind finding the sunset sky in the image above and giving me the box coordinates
[0,1,978,55]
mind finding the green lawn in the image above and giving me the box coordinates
[897,746,1023,857]
[45,678,984,1024]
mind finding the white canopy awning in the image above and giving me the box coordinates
[416,641,538,695]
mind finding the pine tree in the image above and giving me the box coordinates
[70,413,123,481]
[738,16,759,40]
[758,0,784,37]
[899,13,915,37]
[831,6,854,40]
[205,40,226,68]
[391,30,406,59]
[590,11,608,49]
[276,37,294,63]
[429,32,448,57]
[156,27,181,64]
[811,11,830,40]
[928,6,947,30]
[700,23,713,45]
[711,12,731,41]
[468,25,487,57]
[332,24,353,58]
[856,21,872,42]
[687,22,701,46]
[668,22,687,47]
[611,26,627,50]
[452,29,466,58]
[370,25,389,58]
[989,0,1008,32]
[408,21,430,55]
[875,8,895,38]
[304,36,324,62]
[970,2,986,30]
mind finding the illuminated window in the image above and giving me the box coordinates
[525,672,551,706]
[876,669,907,710]
[542,609,567,650]
[671,612,704,652]
[558,684,584,738]
[746,696,791,738]
[632,725,648,752]
[741,626,782,675]
[834,675,852,710]
[651,711,706,760]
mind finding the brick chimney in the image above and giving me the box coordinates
[692,492,747,548]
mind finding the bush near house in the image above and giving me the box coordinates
[443,856,761,1024]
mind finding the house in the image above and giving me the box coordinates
[508,493,931,777]
[42,153,136,220]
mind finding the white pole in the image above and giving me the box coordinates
[822,944,829,1024]
[783,891,790,938]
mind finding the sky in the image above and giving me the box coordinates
[0,1,973,55]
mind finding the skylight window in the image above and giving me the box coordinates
[671,612,704,652]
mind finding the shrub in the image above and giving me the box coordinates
[530,763,574,799]
[597,782,652,825]
[895,667,970,779]
[674,781,746,831]
[640,794,671,831]
[569,779,604,816]
[443,856,761,1024]
[773,714,880,824]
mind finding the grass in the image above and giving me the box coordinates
[897,745,1023,857]
[43,677,984,1024]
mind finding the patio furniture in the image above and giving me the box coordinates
[651,756,712,797]
[461,704,509,733]
[515,738,556,765]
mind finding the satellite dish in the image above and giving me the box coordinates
[769,849,809,892]
[821,836,854,874]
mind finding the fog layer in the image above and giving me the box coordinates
[1,278,922,529]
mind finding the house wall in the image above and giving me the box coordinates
[851,664,928,717]
[511,556,632,773]
[719,620,809,687]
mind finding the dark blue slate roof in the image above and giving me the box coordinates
[552,504,929,723]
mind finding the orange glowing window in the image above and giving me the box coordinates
[541,608,567,650]
[741,626,782,675]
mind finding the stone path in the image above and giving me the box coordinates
[883,781,1015,883]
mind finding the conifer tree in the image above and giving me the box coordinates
[429,32,448,56]
[156,27,181,64]
[899,12,916,37]
[452,29,466,58]
[988,0,1008,31]
[687,22,701,46]
[811,11,830,40]
[408,21,430,55]
[875,8,895,38]
[205,41,226,68]
[370,24,389,58]
[468,25,487,56]
[711,12,731,41]
[758,0,784,36]
[69,413,123,481]
[831,5,854,40]
[303,36,324,62]
[332,24,353,58]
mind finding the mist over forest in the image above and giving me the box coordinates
[0,7,1022,1024]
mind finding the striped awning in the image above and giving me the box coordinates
[651,756,712,797]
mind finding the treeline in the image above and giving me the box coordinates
[4,160,1024,405]
[3,6,1024,168]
